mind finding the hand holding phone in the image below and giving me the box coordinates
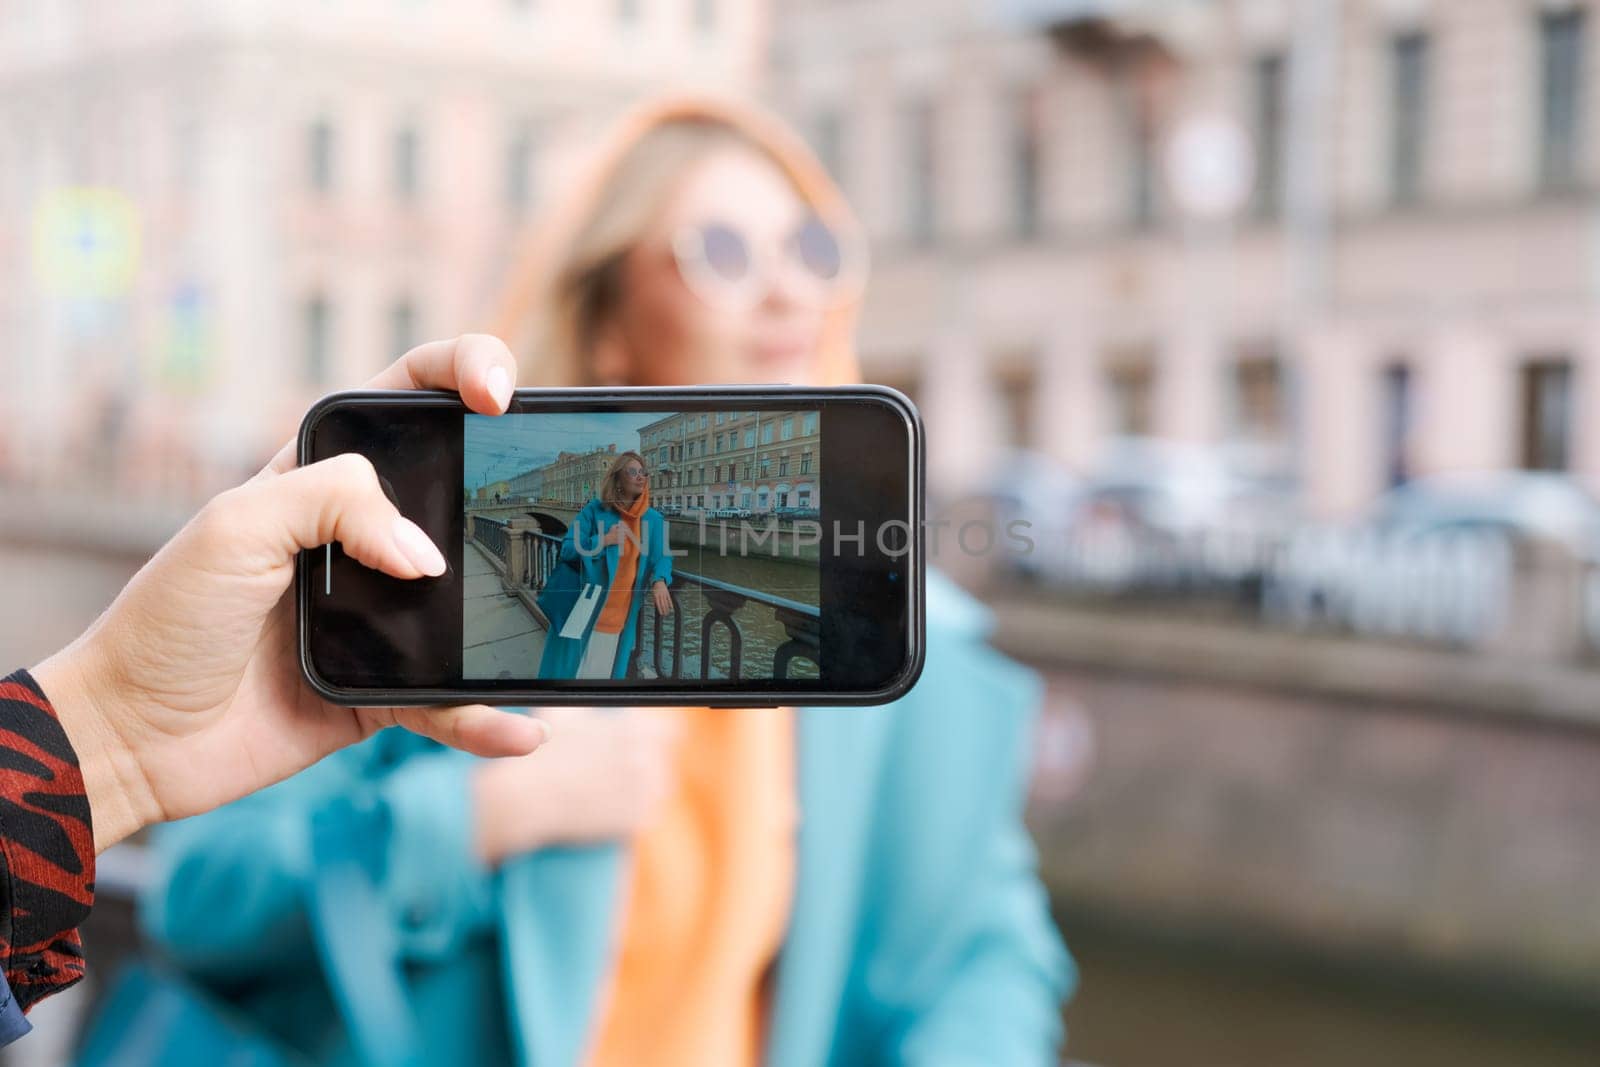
[31,336,548,853]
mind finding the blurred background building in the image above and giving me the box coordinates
[0,0,765,511]
[9,1,1600,1065]
[773,0,1600,517]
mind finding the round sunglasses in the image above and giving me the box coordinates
[670,215,866,311]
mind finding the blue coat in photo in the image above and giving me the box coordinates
[536,497,673,681]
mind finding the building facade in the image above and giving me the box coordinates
[0,0,769,507]
[771,0,1600,518]
[638,409,820,511]
[538,446,617,506]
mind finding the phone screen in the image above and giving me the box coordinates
[299,389,921,706]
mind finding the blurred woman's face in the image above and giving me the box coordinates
[598,145,831,387]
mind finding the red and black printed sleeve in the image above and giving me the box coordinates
[0,670,94,1010]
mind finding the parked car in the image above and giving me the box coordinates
[1263,470,1600,646]
[980,450,1082,578]
[1050,437,1298,593]
[1373,470,1600,560]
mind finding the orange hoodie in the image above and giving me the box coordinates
[492,94,864,1067]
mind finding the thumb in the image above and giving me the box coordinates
[216,452,447,579]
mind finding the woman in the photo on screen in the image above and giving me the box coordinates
[134,95,1073,1067]
[537,450,674,680]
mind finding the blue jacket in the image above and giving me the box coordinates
[538,498,673,680]
[141,573,1074,1066]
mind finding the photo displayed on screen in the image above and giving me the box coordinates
[463,409,822,684]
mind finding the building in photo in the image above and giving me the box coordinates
[638,410,821,512]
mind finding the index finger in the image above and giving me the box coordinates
[262,333,519,476]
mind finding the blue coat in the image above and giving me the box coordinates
[538,498,673,681]
[140,573,1075,1066]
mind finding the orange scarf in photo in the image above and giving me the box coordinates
[593,486,648,635]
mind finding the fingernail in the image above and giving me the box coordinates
[393,516,447,576]
[485,365,512,411]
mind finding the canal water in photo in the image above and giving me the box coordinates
[640,546,820,681]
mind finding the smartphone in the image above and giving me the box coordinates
[295,386,923,706]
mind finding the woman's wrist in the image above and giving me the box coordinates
[31,643,156,853]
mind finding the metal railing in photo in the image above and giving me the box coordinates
[520,529,564,589]
[474,516,510,567]
[634,573,821,682]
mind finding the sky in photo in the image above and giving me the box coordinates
[464,411,668,491]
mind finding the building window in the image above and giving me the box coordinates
[1390,32,1429,205]
[800,451,812,474]
[762,423,775,444]
[904,98,937,245]
[802,412,817,436]
[507,122,536,211]
[996,359,1037,451]
[1380,362,1413,488]
[308,118,335,193]
[1520,358,1573,470]
[304,295,331,385]
[1252,53,1286,219]
[744,428,755,448]
[781,417,794,440]
[1105,354,1154,436]
[779,455,789,476]
[1232,352,1286,444]
[715,411,724,424]
[393,122,420,200]
[1012,85,1044,237]
[389,297,416,360]
[1539,9,1586,191]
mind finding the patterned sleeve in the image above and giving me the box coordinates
[0,670,94,1011]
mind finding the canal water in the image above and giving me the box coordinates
[1060,913,1600,1066]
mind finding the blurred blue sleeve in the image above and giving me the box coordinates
[871,641,1076,1066]
[0,971,31,1046]
[140,739,497,981]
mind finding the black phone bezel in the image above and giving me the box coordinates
[295,385,924,707]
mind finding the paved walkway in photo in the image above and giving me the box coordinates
[462,538,547,680]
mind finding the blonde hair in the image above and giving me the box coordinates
[493,96,863,389]
[599,450,649,513]
[548,121,752,385]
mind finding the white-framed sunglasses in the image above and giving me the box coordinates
[670,214,867,311]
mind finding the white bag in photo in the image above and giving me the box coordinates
[558,583,605,640]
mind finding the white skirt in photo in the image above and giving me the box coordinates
[576,628,622,680]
